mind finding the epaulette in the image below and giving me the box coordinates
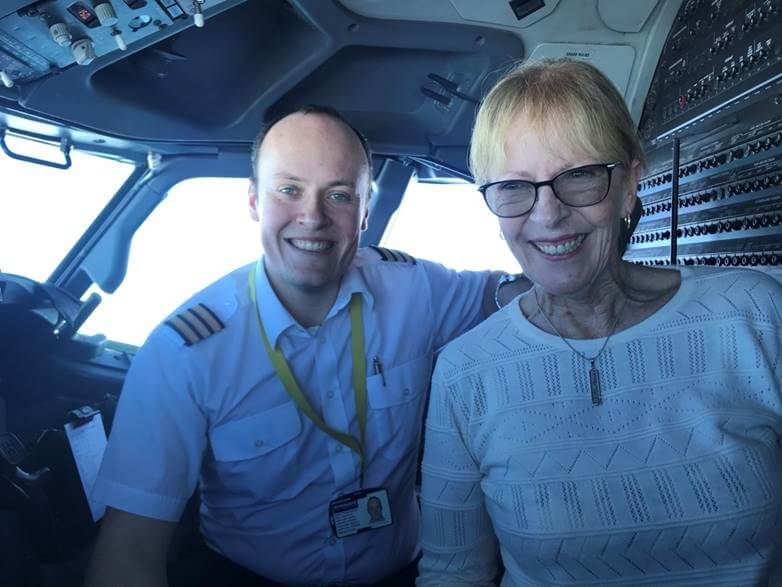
[165,303,225,346]
[369,245,417,264]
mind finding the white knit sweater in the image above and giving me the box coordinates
[418,267,782,586]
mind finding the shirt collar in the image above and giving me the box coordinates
[255,257,375,348]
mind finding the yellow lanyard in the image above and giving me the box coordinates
[248,263,368,485]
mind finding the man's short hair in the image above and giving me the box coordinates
[250,105,373,182]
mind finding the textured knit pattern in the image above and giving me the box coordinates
[417,268,782,586]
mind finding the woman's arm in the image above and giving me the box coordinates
[417,366,500,586]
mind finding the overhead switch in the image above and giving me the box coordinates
[192,0,205,27]
[0,71,13,88]
[112,30,127,51]
[71,38,96,65]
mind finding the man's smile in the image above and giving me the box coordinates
[286,238,335,252]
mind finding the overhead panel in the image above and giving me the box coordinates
[630,0,782,278]
[597,0,660,33]
[0,0,240,88]
[527,43,636,96]
[447,0,560,29]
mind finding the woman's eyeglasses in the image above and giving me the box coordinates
[479,162,622,218]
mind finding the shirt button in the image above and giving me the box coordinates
[327,390,335,399]
[403,388,411,396]
[254,439,264,448]
[328,537,337,546]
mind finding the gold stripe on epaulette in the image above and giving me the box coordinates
[370,246,416,264]
[165,303,224,346]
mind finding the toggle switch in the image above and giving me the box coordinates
[0,70,13,88]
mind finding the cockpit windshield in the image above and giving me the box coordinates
[0,135,133,282]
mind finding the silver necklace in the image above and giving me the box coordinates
[534,289,624,406]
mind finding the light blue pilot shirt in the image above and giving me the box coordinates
[92,247,489,585]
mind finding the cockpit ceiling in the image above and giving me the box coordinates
[0,0,524,154]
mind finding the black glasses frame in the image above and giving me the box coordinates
[478,162,622,218]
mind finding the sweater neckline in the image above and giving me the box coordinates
[506,266,695,352]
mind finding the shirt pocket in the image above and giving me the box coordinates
[366,354,433,460]
[208,402,305,502]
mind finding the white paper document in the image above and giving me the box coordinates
[64,415,108,522]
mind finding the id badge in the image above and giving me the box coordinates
[329,487,393,538]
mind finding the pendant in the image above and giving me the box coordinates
[588,361,602,406]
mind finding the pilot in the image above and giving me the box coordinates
[85,105,529,586]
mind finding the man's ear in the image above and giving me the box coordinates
[248,178,260,222]
[360,191,371,232]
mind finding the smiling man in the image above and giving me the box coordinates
[85,106,517,586]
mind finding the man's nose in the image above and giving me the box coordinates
[296,192,329,227]
[529,185,567,228]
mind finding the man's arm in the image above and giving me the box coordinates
[85,507,178,587]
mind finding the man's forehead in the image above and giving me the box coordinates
[259,112,366,156]
[262,113,360,155]
[269,171,360,187]
[256,113,369,177]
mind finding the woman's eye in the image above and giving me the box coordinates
[500,181,525,191]
[565,168,596,179]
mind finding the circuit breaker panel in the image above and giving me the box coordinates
[632,0,782,275]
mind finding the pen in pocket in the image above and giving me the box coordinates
[372,356,386,387]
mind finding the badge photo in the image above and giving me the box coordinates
[329,488,393,538]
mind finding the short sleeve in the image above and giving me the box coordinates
[91,331,207,521]
[418,260,489,350]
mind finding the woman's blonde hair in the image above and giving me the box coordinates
[470,58,646,185]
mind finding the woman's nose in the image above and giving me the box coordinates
[529,185,567,227]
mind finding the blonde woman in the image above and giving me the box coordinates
[417,59,782,586]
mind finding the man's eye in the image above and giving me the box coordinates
[329,191,353,202]
[278,185,298,196]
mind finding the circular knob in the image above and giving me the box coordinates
[95,3,118,27]
[49,21,72,46]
